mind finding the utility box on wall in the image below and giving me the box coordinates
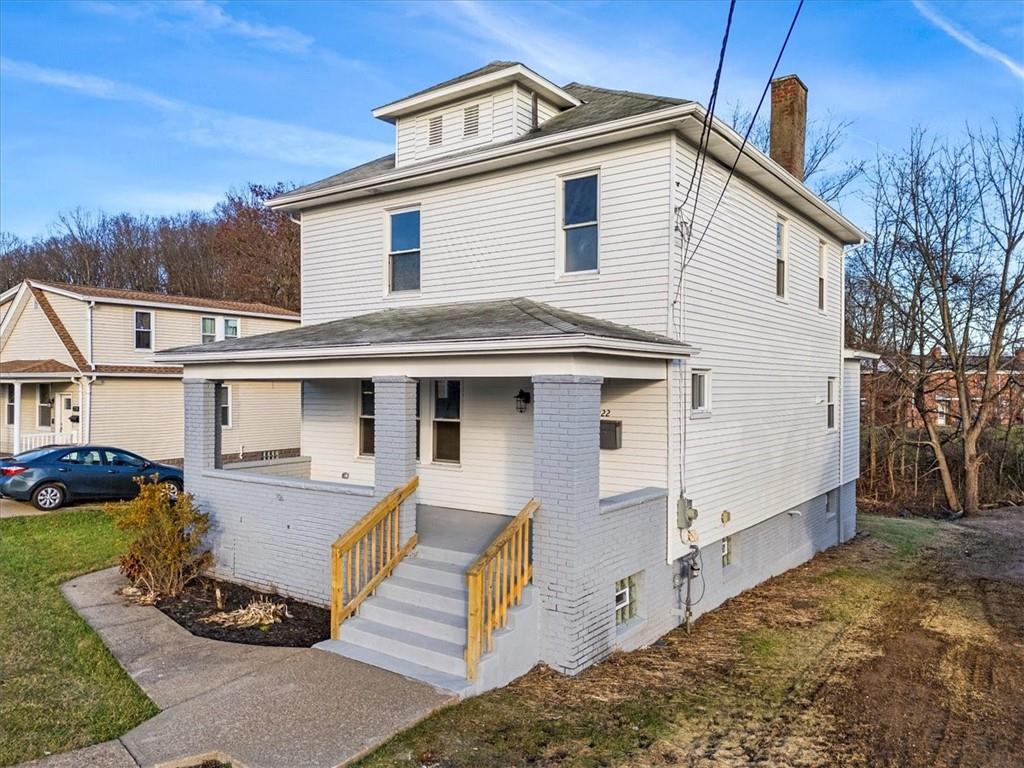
[600,419,622,450]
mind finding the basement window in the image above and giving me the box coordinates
[722,536,734,567]
[615,573,639,625]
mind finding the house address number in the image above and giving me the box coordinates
[601,409,612,417]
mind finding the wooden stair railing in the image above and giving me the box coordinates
[330,476,419,639]
[465,498,537,681]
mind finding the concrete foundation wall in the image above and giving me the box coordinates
[839,479,857,542]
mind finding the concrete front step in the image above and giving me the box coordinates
[413,545,479,567]
[359,595,466,644]
[315,638,473,696]
[341,616,467,677]
[376,575,467,614]
[395,557,467,589]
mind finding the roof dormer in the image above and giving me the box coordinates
[374,62,581,168]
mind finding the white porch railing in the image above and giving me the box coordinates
[19,432,79,452]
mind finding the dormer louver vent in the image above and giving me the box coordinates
[463,104,480,137]
[428,114,443,146]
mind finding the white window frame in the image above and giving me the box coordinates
[430,378,462,465]
[935,397,950,427]
[818,240,828,312]
[826,377,837,430]
[556,168,601,277]
[201,316,217,344]
[775,216,789,300]
[358,379,375,457]
[37,383,53,429]
[134,309,154,351]
[722,536,734,567]
[385,206,422,296]
[223,317,240,339]
[219,384,233,429]
[690,369,711,418]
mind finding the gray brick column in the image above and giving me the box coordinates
[183,379,221,483]
[531,374,609,675]
[373,376,418,534]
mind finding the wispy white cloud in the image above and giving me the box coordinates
[82,0,313,53]
[912,0,1024,80]
[0,57,391,167]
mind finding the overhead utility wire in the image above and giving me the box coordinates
[683,0,805,270]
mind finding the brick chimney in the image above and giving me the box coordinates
[770,74,808,181]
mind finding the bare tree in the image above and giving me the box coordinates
[854,114,1024,514]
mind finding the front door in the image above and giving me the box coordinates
[57,394,73,436]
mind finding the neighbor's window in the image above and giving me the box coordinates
[722,536,734,567]
[615,573,639,625]
[691,369,710,415]
[359,380,375,456]
[432,379,461,463]
[134,310,153,350]
[826,377,836,429]
[201,317,217,344]
[463,104,479,137]
[818,241,828,311]
[936,398,949,427]
[563,173,599,272]
[389,209,421,292]
[224,318,239,339]
[37,383,53,428]
[5,384,13,425]
[219,384,232,428]
[775,217,788,298]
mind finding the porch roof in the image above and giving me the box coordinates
[0,358,77,376]
[156,298,693,363]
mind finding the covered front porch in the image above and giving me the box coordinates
[1,360,85,455]
[165,298,691,691]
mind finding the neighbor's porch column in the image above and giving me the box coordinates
[183,379,222,481]
[12,382,22,454]
[373,376,418,534]
[531,374,609,675]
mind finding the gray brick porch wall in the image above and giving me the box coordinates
[373,376,419,534]
[183,378,376,606]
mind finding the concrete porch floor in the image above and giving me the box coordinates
[416,504,510,555]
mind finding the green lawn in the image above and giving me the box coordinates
[0,508,158,766]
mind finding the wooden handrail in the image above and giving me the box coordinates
[465,498,537,681]
[330,476,419,639]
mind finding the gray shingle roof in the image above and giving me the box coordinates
[277,82,690,199]
[160,298,688,356]
[374,61,521,111]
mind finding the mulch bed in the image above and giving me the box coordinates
[157,577,330,647]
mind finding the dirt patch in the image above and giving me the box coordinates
[157,577,329,647]
[359,509,1024,768]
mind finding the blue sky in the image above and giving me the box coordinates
[1,0,1022,239]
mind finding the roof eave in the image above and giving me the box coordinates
[372,63,581,123]
[155,334,695,365]
[269,103,864,244]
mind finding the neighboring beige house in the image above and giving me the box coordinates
[0,280,301,462]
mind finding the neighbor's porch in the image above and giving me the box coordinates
[0,375,83,455]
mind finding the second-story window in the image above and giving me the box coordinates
[134,310,153,350]
[201,317,217,344]
[563,173,599,272]
[389,209,421,293]
[818,241,828,311]
[775,217,788,298]
[224,318,239,339]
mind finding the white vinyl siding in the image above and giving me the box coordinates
[301,135,672,333]
[0,293,76,365]
[394,89,513,166]
[670,133,844,558]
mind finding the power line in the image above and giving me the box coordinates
[678,0,737,216]
[683,0,805,269]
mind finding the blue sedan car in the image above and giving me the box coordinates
[0,445,183,511]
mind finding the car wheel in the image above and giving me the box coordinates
[162,479,182,502]
[32,483,65,511]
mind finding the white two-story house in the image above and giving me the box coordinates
[1,280,301,467]
[159,62,868,696]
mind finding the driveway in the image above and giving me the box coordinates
[0,496,94,518]
[23,568,454,768]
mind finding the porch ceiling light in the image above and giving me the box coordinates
[515,389,532,413]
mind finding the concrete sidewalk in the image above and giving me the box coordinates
[23,568,454,768]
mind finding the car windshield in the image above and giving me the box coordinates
[11,448,54,462]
